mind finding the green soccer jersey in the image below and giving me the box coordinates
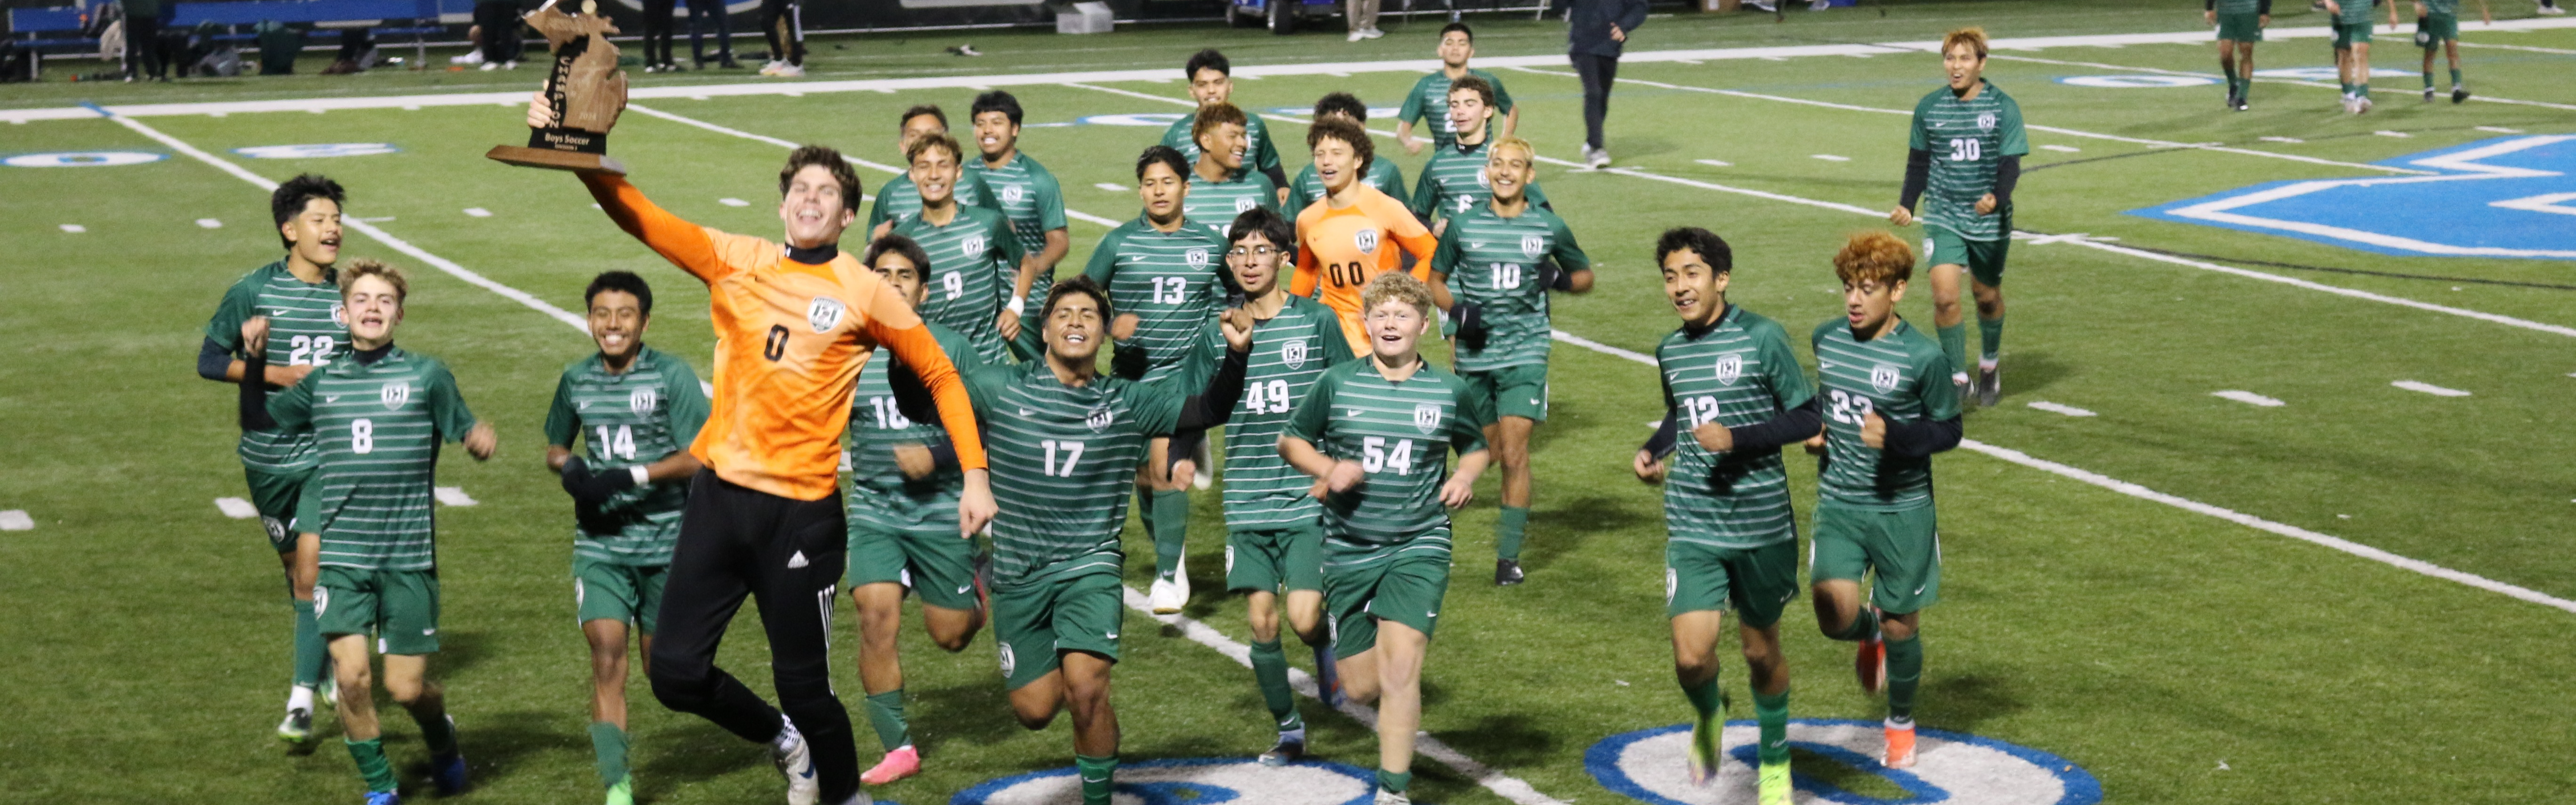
[1284,360,1493,559]
[1284,159,1409,217]
[205,261,349,473]
[1432,202,1590,372]
[2420,0,2456,16]
[2338,0,2380,24]
[1908,81,2029,242]
[893,205,1025,363]
[2214,0,2261,13]
[1397,68,1519,152]
[1221,296,1356,531]
[1658,307,1816,549]
[843,322,982,534]
[1185,170,1282,239]
[266,347,480,571]
[1811,318,1959,510]
[963,361,1184,585]
[866,171,1001,235]
[1161,112,1284,180]
[964,151,1071,299]
[542,346,707,566]
[1411,138,1552,224]
[1082,217,1231,383]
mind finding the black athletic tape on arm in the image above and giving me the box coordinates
[199,337,234,381]
[1175,345,1250,430]
[1642,411,1680,459]
[1879,415,1963,458]
[1900,148,1932,210]
[1167,429,1207,476]
[926,442,961,474]
[1727,397,1824,454]
[238,352,276,430]
[1992,155,2021,208]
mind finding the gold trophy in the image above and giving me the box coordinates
[485,0,629,174]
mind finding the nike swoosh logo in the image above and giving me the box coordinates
[957,585,973,594]
[324,395,339,402]
[1105,632,1119,639]
[1426,612,1437,618]
[1346,409,1364,417]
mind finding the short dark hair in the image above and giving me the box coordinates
[584,270,654,315]
[1136,145,1190,181]
[970,90,1023,127]
[1312,92,1368,122]
[1447,74,1496,109]
[1191,102,1247,147]
[861,233,932,277]
[1044,274,1112,321]
[905,133,963,165]
[1305,117,1375,176]
[899,104,947,132]
[779,145,864,212]
[271,173,346,250]
[1184,48,1230,79]
[1439,22,1473,41]
[1655,227,1734,274]
[1228,207,1295,257]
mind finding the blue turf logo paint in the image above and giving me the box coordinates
[4,151,164,167]
[952,757,1377,805]
[2130,135,2576,260]
[1586,720,2101,805]
[232,143,401,159]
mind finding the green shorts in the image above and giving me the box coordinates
[1227,523,1325,595]
[1666,539,1800,627]
[1322,545,1451,660]
[245,466,315,553]
[1925,225,2011,288]
[1458,363,1549,422]
[848,523,983,612]
[990,570,1125,690]
[2416,14,2457,47]
[2215,12,2264,42]
[1808,502,1940,615]
[2336,20,2373,48]
[575,555,668,633]
[316,566,441,655]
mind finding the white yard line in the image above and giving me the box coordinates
[2391,380,2472,397]
[0,510,33,531]
[2062,238,2576,338]
[2212,390,2286,407]
[2458,41,2576,55]
[2025,401,2096,417]
[1979,50,2576,113]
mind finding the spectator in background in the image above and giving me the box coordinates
[641,0,678,72]
[473,0,523,71]
[686,0,737,68]
[120,0,166,81]
[1566,0,1646,168]
[1346,0,1384,42]
[757,0,802,76]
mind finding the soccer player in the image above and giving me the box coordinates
[964,90,1073,358]
[240,260,498,805]
[889,133,1028,364]
[2416,0,2490,103]
[1424,137,1591,586]
[1410,76,1550,237]
[970,276,1253,805]
[1888,27,2025,409]
[1396,23,1520,155]
[543,271,709,805]
[1280,271,1493,805]
[2326,0,2402,112]
[572,133,996,805]
[1295,117,1441,355]
[1161,48,1291,204]
[2206,0,2270,110]
[1632,228,1817,803]
[1184,102,1282,238]
[1285,93,1408,215]
[1804,231,1963,771]
[1081,145,1233,613]
[837,234,989,786]
[868,105,1000,237]
[1208,207,1353,764]
[198,173,348,745]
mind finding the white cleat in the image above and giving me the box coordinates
[773,63,804,78]
[759,59,785,75]
[1347,30,1368,42]
[773,717,819,805]
[1374,790,1409,805]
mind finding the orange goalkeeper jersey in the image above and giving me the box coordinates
[1291,185,1438,354]
[585,175,987,501]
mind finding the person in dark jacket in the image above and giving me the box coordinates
[119,0,166,81]
[1566,0,1647,168]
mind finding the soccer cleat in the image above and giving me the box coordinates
[1757,759,1791,805]
[1493,558,1524,586]
[2233,95,2249,112]
[1347,31,1368,42]
[1258,731,1306,766]
[2453,86,2471,104]
[277,706,314,743]
[861,744,921,786]
[774,717,820,805]
[2424,86,2436,103]
[773,64,804,78]
[450,49,483,65]
[1149,576,1184,614]
[606,775,635,805]
[1586,147,1612,169]
[2542,3,2567,14]
[1312,642,1345,707]
[1855,626,1886,696]
[1684,717,1720,786]
[1882,722,1917,769]
[759,60,784,75]
[430,749,468,796]
[478,61,499,71]
[1373,789,1409,805]
[320,675,338,708]
[365,791,402,805]
[1975,364,2000,408]
[2357,96,2373,113]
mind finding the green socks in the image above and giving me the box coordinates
[1754,688,1791,766]
[1377,768,1413,795]
[1149,488,1189,580]
[293,599,327,688]
[1935,322,1968,379]
[589,722,629,789]
[865,689,911,751]
[2423,70,2435,89]
[1977,316,2004,363]
[415,709,458,757]
[2450,68,2463,89]
[1885,633,1923,723]
[1076,754,1119,805]
[1826,607,1879,643]
[1249,639,1305,731]
[1681,673,1723,723]
[2220,60,2238,90]
[1496,506,1530,561]
[346,737,398,793]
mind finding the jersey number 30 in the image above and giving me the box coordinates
[1946,137,1982,162]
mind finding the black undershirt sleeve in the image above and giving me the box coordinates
[1900,148,1933,210]
[1727,397,1825,455]
[199,337,234,381]
[1992,155,2022,208]
[1173,345,1250,432]
[2258,0,2272,12]
[1642,411,1680,459]
[1261,164,1291,197]
[1879,415,1964,458]
[239,352,276,431]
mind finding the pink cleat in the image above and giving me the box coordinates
[861,745,920,786]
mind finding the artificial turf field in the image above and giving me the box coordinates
[7,1,2576,803]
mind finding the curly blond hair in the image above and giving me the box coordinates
[1833,231,1915,288]
[1360,270,1436,319]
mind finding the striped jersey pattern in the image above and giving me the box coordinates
[2420,0,2457,16]
[842,322,980,534]
[1285,361,1493,564]
[865,171,998,234]
[1811,318,1959,510]
[2214,0,2261,13]
[1285,158,1408,216]
[1433,204,1589,371]
[543,347,707,565]
[1908,81,2028,241]
[205,261,347,473]
[1657,307,1815,548]
[1397,68,1518,152]
[268,348,479,571]
[964,362,1183,585]
[893,205,1024,363]
[963,151,1071,306]
[1221,296,1354,531]
[1184,171,1280,239]
[1410,139,1551,224]
[1083,217,1231,383]
[2337,0,2379,24]
[1161,113,1283,178]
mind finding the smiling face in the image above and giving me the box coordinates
[587,289,648,362]
[899,113,946,154]
[1198,122,1248,173]
[1843,277,1905,334]
[1944,42,1986,92]
[778,164,857,247]
[342,274,404,347]
[1312,136,1360,194]
[1661,249,1729,328]
[1046,291,1107,364]
[282,197,343,267]
[1437,30,1473,67]
[1446,88,1491,140]
[869,251,927,307]
[1486,143,1533,205]
[910,143,961,208]
[1228,232,1284,298]
[1363,298,1430,363]
[1138,161,1188,224]
[971,111,1018,161]
[1188,67,1233,106]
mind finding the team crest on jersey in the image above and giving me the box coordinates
[629,387,658,414]
[1475,167,1492,189]
[1186,248,1211,268]
[1233,197,1257,213]
[963,235,988,258]
[1413,402,1442,434]
[807,297,847,334]
[1281,339,1309,370]
[997,643,1016,677]
[1977,111,1999,132]
[1001,185,1025,204]
[381,381,411,410]
[330,302,347,327]
[1714,354,1743,386]
[1087,404,1117,432]
[1353,228,1379,253]
[1521,235,1546,258]
[1870,365,1901,394]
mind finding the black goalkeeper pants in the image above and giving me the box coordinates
[1571,51,1620,151]
[758,0,803,65]
[651,470,855,802]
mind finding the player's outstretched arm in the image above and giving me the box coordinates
[580,173,727,284]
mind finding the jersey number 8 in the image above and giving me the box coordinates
[351,418,375,454]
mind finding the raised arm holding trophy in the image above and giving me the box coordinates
[488,0,629,174]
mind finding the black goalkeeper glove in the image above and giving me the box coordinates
[1537,258,1579,292]
[1453,301,1490,351]
[560,456,639,507]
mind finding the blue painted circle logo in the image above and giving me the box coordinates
[232,143,401,159]
[1586,719,2101,805]
[953,757,1377,805]
[4,151,164,167]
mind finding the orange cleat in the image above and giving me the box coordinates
[1855,630,1886,696]
[861,744,921,786]
[1882,723,1916,769]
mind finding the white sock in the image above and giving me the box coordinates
[288,685,315,711]
[1280,726,1307,743]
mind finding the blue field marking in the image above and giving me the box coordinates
[2055,75,2219,88]
[951,757,1378,805]
[2129,134,2576,260]
[231,143,402,159]
[3,151,167,167]
[1585,720,2102,805]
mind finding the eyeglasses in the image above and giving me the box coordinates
[1227,245,1280,258]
